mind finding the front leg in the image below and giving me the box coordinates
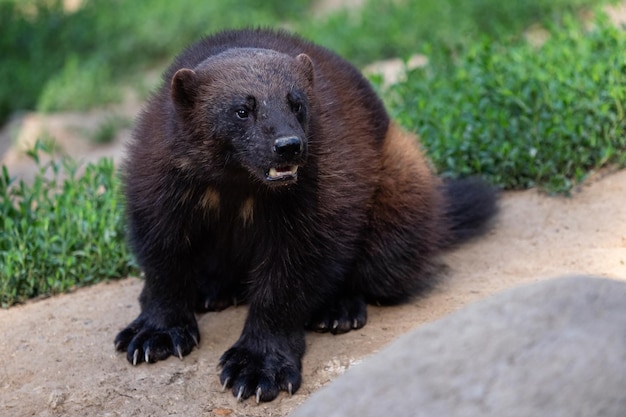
[115,267,200,365]
[219,246,343,402]
[219,316,305,402]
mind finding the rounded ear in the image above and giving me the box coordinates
[171,68,199,112]
[296,53,314,85]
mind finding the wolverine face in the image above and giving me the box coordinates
[170,48,315,188]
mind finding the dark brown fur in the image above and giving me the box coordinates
[114,28,497,402]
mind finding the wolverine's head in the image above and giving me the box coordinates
[169,48,315,188]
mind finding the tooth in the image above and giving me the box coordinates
[268,166,298,179]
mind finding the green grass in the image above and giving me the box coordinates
[388,13,626,193]
[1,0,625,306]
[0,142,136,307]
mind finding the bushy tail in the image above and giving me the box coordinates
[441,177,499,247]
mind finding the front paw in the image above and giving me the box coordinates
[114,313,200,365]
[219,340,302,403]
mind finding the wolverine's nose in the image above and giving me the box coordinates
[273,136,303,158]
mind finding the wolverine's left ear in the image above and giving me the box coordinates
[171,68,200,114]
[296,53,314,85]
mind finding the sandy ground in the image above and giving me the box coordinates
[1,3,626,415]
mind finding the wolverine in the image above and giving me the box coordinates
[114,28,497,403]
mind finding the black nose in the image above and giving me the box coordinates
[273,136,303,157]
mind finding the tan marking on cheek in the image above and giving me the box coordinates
[180,188,194,205]
[240,196,254,227]
[200,186,221,214]
[173,156,193,170]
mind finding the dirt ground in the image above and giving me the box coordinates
[1,3,626,415]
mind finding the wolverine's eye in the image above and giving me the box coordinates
[236,109,249,120]
[291,102,302,114]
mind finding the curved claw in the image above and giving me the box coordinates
[176,345,184,360]
[144,347,150,364]
[236,386,245,402]
[132,349,140,366]
[288,382,293,396]
[256,387,262,404]
[221,378,230,392]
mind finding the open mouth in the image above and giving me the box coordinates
[266,165,299,182]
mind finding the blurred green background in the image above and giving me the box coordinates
[0,0,619,123]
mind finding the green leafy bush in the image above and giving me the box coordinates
[388,14,626,193]
[0,142,136,307]
[303,0,618,66]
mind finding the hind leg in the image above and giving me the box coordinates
[352,220,443,306]
[305,125,447,334]
[355,124,447,304]
[305,125,446,334]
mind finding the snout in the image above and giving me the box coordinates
[265,136,306,183]
[273,136,303,158]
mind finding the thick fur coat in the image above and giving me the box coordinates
[114,29,497,402]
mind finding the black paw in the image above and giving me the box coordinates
[219,340,302,403]
[305,294,367,334]
[196,294,239,313]
[195,280,245,313]
[114,313,200,365]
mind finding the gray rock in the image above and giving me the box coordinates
[291,276,626,417]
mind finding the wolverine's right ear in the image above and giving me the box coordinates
[171,68,199,112]
[296,53,314,85]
